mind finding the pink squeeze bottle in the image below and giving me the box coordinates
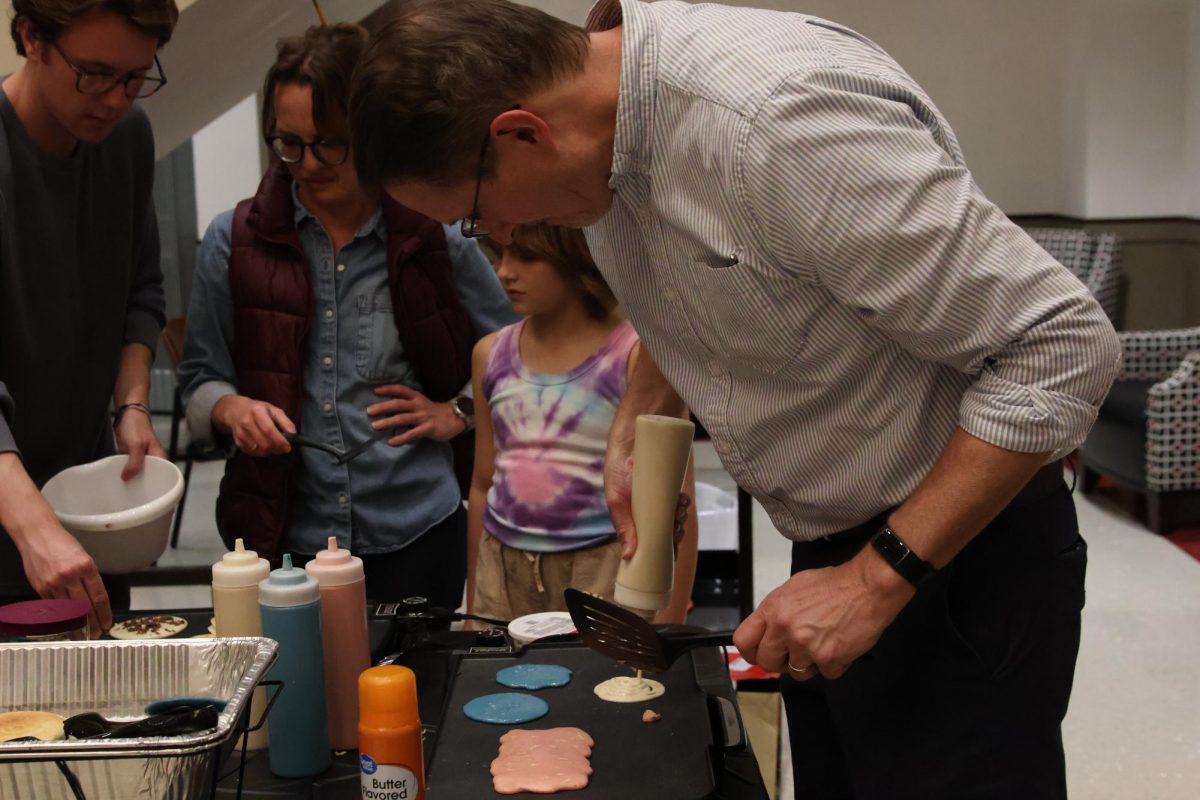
[304,536,371,751]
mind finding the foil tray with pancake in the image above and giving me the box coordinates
[426,642,742,799]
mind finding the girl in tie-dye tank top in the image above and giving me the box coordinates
[466,225,697,625]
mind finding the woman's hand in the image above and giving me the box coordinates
[367,384,466,446]
[213,395,295,456]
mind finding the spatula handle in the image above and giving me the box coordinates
[665,631,734,649]
[283,432,343,459]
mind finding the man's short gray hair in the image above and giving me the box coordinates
[349,0,589,189]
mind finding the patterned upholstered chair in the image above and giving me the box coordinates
[1025,227,1123,325]
[1079,327,1200,533]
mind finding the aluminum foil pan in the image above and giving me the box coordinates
[0,637,277,799]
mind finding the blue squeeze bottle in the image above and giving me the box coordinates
[259,553,332,777]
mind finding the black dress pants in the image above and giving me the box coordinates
[293,505,467,610]
[783,481,1086,800]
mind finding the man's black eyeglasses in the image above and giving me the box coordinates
[268,134,350,167]
[460,132,491,239]
[461,105,520,240]
[52,42,166,99]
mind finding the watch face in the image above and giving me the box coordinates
[874,531,909,562]
[455,396,475,417]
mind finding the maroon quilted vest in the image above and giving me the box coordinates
[215,162,475,561]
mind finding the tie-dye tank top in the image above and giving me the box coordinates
[481,319,639,553]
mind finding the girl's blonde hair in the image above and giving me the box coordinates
[500,225,617,321]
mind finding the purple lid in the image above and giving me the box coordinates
[0,599,89,636]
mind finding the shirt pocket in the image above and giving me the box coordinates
[683,250,823,376]
[355,291,408,382]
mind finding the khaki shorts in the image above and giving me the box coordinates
[474,530,623,622]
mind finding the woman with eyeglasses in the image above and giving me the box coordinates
[0,0,178,638]
[178,23,516,606]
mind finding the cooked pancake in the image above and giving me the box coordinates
[109,615,188,640]
[0,711,65,742]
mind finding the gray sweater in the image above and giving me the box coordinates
[0,88,164,594]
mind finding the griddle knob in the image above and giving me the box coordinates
[474,628,507,647]
[401,596,430,615]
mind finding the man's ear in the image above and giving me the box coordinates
[491,108,554,151]
[16,18,46,62]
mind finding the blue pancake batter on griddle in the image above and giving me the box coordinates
[463,692,549,724]
[495,664,573,690]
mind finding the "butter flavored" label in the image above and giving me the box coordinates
[360,754,419,800]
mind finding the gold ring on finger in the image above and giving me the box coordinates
[787,659,814,675]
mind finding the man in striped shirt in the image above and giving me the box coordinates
[349,1,1121,796]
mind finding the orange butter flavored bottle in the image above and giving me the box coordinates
[358,665,425,800]
[304,536,371,751]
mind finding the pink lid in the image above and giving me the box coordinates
[0,599,89,636]
[303,536,364,587]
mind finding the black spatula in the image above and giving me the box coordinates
[564,587,733,673]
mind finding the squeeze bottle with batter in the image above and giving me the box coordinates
[211,538,270,750]
[305,536,371,751]
[613,414,695,618]
[359,665,425,800]
[259,554,331,778]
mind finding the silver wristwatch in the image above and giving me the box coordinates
[449,395,475,432]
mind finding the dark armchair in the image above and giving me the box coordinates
[1025,227,1123,325]
[1079,326,1200,533]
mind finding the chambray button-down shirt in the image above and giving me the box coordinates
[583,0,1121,540]
[181,185,517,555]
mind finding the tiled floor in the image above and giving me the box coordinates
[137,443,1200,799]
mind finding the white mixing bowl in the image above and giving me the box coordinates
[41,455,184,574]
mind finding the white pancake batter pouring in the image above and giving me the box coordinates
[593,670,665,703]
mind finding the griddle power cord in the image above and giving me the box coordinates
[55,760,87,800]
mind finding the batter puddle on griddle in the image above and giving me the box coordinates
[462,692,549,725]
[593,670,666,703]
[495,663,573,690]
[491,727,594,795]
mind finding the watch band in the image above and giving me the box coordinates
[869,525,935,588]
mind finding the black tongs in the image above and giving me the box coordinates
[63,704,219,740]
[284,427,392,465]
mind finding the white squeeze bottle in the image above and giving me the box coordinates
[212,538,271,750]
[613,415,696,618]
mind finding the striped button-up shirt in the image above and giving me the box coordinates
[583,0,1121,540]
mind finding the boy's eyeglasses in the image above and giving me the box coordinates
[52,42,166,99]
[268,134,350,167]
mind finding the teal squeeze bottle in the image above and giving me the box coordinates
[259,554,332,778]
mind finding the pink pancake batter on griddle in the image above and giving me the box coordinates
[490,727,594,795]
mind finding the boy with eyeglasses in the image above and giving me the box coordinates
[0,0,178,637]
